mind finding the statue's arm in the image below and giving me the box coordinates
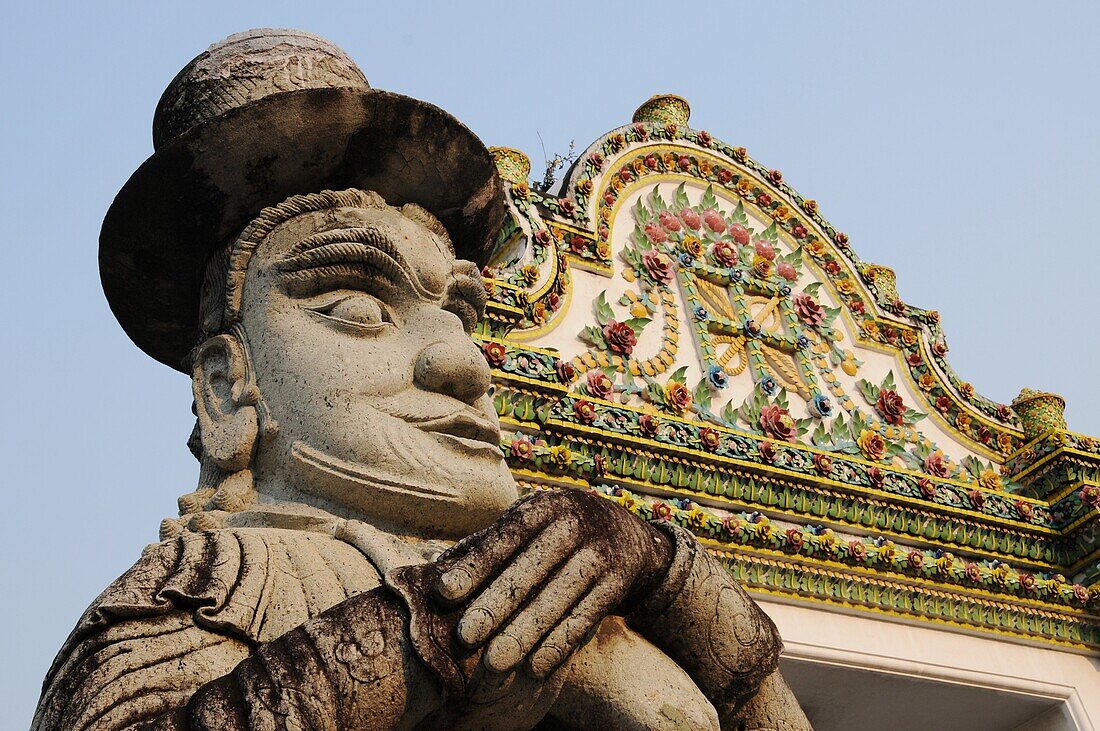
[625,523,812,730]
[34,588,441,731]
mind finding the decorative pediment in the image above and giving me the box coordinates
[477,96,1100,649]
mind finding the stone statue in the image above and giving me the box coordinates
[34,29,812,731]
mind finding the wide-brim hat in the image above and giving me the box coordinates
[100,29,505,372]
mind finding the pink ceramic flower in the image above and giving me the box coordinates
[702,208,726,234]
[658,210,681,232]
[679,208,701,230]
[730,223,751,245]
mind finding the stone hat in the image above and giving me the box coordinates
[100,29,505,371]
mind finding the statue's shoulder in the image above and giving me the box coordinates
[70,526,384,647]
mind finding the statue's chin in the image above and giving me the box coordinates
[286,439,518,538]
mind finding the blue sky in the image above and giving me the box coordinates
[3,1,1098,724]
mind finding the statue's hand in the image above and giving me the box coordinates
[432,489,672,680]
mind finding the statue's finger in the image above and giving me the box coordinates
[434,494,558,603]
[455,516,581,648]
[526,581,621,679]
[481,547,601,673]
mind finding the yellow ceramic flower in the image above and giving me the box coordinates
[836,279,855,295]
[901,330,918,346]
[521,264,539,284]
[919,373,936,391]
[617,494,636,510]
[805,239,826,258]
[955,413,972,432]
[611,177,624,192]
[959,382,975,398]
[802,199,819,214]
[773,205,791,221]
[632,159,646,174]
[997,433,1015,454]
[857,429,887,461]
[549,445,573,467]
[576,178,594,195]
[733,146,748,162]
[683,235,703,258]
[752,255,773,279]
[697,160,712,177]
[530,301,547,325]
[861,320,880,339]
[596,240,611,259]
[735,179,752,197]
[978,470,1001,491]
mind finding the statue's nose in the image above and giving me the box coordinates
[414,338,492,404]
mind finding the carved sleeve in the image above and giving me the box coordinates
[150,587,442,730]
[625,522,785,724]
[34,588,441,731]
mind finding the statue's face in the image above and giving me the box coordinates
[238,205,517,538]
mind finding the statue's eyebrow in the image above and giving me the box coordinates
[273,227,442,299]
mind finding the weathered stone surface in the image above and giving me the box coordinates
[35,28,812,730]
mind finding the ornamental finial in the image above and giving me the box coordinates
[632,94,691,127]
[1012,388,1068,440]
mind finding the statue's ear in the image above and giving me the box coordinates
[192,334,260,472]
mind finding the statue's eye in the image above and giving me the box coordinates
[327,295,385,325]
[305,294,394,335]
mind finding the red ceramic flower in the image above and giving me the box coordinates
[791,224,808,239]
[699,427,721,451]
[935,395,952,413]
[876,389,906,426]
[785,528,805,550]
[759,405,796,441]
[777,261,797,281]
[585,369,613,399]
[756,192,773,207]
[510,438,533,461]
[639,413,660,436]
[792,293,825,327]
[652,501,672,521]
[758,440,778,462]
[642,250,675,285]
[968,489,987,510]
[482,341,507,367]
[665,382,693,412]
[813,453,834,475]
[555,359,576,383]
[924,453,949,478]
[573,399,597,424]
[716,168,732,183]
[603,321,637,356]
[1079,485,1100,508]
[848,540,867,561]
[712,240,739,267]
[919,478,937,500]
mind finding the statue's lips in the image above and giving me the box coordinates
[404,410,502,452]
